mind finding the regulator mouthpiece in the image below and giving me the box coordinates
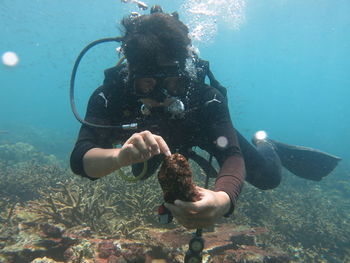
[140,104,151,115]
[167,99,185,118]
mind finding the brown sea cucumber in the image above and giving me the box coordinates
[158,153,201,203]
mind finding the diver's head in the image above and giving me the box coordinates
[121,11,190,71]
[120,10,193,103]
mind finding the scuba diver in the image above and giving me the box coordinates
[70,6,341,232]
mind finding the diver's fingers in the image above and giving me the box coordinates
[164,202,214,229]
[118,144,144,166]
[123,131,170,158]
[140,130,161,155]
[128,133,150,158]
[163,202,185,217]
[174,199,209,215]
[154,135,171,156]
[164,201,198,217]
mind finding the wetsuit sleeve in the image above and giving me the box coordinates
[70,86,114,180]
[199,87,246,216]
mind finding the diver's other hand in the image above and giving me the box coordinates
[164,187,231,229]
[116,130,171,167]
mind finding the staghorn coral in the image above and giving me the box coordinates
[0,198,17,226]
[99,174,164,237]
[0,142,59,165]
[0,198,19,248]
[26,179,118,232]
[0,159,71,202]
[97,171,164,224]
[0,140,163,239]
[24,172,163,239]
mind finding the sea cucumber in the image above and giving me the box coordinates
[158,153,201,203]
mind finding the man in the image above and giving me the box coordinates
[70,7,340,229]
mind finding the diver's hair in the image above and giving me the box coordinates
[121,13,191,71]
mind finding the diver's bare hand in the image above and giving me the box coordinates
[116,130,171,167]
[164,187,231,229]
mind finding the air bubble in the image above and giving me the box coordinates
[2,51,19,67]
[254,130,268,141]
[180,0,246,44]
[216,136,228,148]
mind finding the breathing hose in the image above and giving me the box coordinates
[69,37,140,130]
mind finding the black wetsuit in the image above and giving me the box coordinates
[70,66,247,215]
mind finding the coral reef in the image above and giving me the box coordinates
[0,198,17,226]
[0,141,163,240]
[0,142,69,202]
[0,142,59,165]
[26,180,115,229]
[0,199,19,251]
[0,221,290,263]
[0,136,350,262]
[158,153,201,203]
[231,169,350,262]
[23,176,160,239]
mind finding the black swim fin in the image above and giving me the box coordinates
[268,139,341,181]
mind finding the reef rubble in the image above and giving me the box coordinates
[0,221,290,263]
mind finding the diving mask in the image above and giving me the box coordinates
[131,65,189,100]
[131,66,188,118]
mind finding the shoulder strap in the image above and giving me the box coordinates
[187,150,218,178]
[195,58,228,101]
[103,62,128,87]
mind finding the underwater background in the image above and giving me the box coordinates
[1,0,349,262]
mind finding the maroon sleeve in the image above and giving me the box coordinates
[215,154,246,216]
[199,87,246,216]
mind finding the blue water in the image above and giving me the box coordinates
[1,0,349,162]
